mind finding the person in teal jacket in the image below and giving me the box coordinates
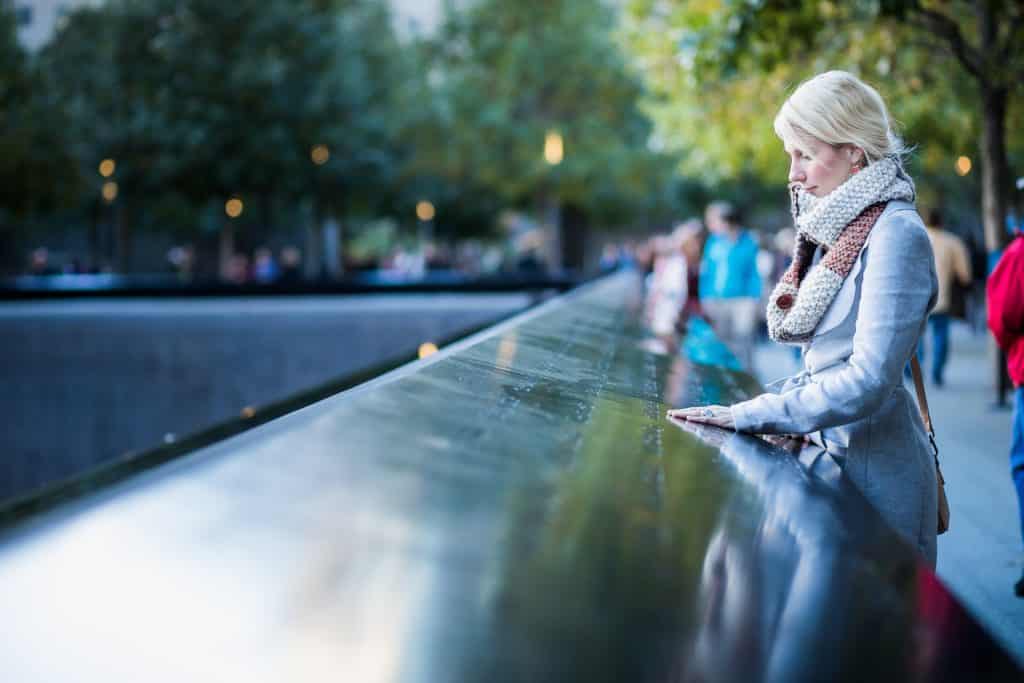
[699,201,762,370]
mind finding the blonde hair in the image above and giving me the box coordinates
[774,70,905,165]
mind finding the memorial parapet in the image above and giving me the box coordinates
[0,271,1018,681]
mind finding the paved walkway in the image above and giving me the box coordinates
[754,324,1024,666]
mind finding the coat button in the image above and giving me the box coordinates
[776,294,794,310]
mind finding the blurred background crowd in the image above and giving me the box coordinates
[622,198,1006,386]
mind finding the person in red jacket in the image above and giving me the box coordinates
[987,230,1024,596]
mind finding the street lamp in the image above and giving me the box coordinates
[955,156,972,176]
[416,199,436,246]
[544,131,564,166]
[225,197,244,218]
[416,200,435,222]
[101,181,118,203]
[311,144,330,165]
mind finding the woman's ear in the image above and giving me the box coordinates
[848,146,865,168]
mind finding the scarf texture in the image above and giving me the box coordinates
[766,155,916,344]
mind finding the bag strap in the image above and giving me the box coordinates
[910,356,939,459]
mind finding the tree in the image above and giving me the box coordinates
[417,0,680,268]
[41,1,182,271]
[42,0,412,276]
[881,0,1022,254]
[622,0,1023,254]
[0,5,81,270]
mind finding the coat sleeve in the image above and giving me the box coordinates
[731,212,937,434]
[987,239,1024,351]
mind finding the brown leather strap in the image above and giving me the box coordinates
[909,356,933,435]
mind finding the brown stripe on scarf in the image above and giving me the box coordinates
[820,203,885,278]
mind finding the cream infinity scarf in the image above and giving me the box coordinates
[766,155,916,344]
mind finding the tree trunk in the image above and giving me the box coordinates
[115,202,133,274]
[261,193,273,241]
[561,202,589,273]
[979,84,1011,255]
[304,201,324,281]
[535,193,562,271]
[979,84,1012,405]
[219,220,235,281]
[86,198,101,272]
[323,215,343,279]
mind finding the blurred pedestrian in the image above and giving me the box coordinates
[923,208,972,386]
[599,243,621,272]
[669,70,939,566]
[986,228,1024,596]
[27,247,58,276]
[167,245,196,282]
[278,245,302,283]
[645,231,688,353]
[677,219,707,321]
[252,247,280,283]
[699,201,762,370]
[225,253,250,284]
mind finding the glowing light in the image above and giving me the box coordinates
[418,342,438,359]
[416,201,435,221]
[955,156,972,176]
[310,144,330,165]
[497,334,518,367]
[241,406,255,419]
[101,181,118,203]
[98,159,116,177]
[225,198,244,218]
[544,131,564,165]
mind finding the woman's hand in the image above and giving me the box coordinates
[666,404,736,430]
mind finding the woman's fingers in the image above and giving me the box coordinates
[666,405,735,429]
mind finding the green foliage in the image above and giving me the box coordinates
[0,6,80,222]
[9,0,698,268]
[622,0,1023,193]
[39,0,410,235]
[414,0,680,228]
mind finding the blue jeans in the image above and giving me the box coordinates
[1013,387,1024,545]
[929,314,950,383]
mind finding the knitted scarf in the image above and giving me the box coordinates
[766,155,916,344]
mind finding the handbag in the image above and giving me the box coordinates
[910,357,950,534]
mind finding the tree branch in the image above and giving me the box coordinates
[997,6,1024,66]
[903,35,959,63]
[906,5,985,82]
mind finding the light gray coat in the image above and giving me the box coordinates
[732,200,939,566]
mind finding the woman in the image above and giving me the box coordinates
[668,71,939,566]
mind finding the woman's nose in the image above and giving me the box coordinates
[788,161,804,184]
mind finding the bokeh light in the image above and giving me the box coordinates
[416,201,435,221]
[225,197,244,218]
[98,159,116,178]
[101,181,118,202]
[955,156,972,176]
[544,131,564,165]
[311,144,330,165]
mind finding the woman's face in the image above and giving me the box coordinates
[784,136,862,198]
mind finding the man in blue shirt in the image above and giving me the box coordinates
[699,201,762,370]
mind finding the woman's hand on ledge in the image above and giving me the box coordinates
[666,404,736,430]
